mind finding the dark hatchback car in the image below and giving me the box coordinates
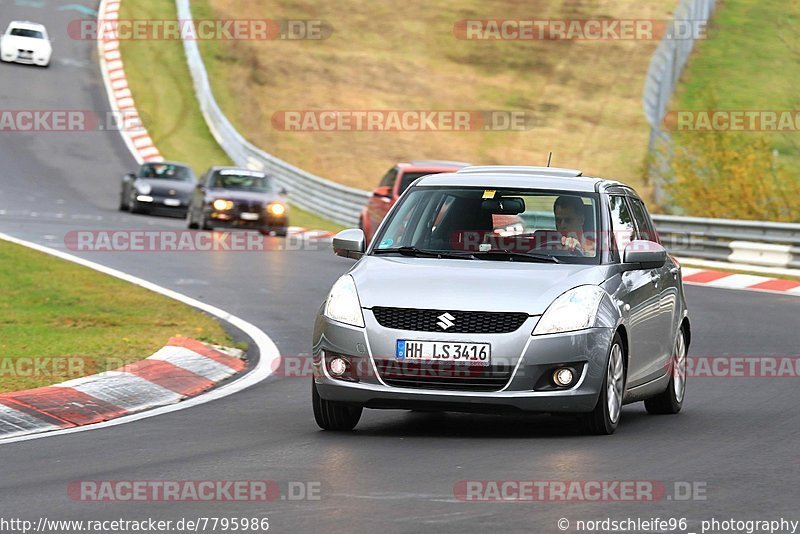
[119,161,196,217]
[187,167,289,236]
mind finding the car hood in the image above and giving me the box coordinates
[350,256,609,315]
[137,179,194,196]
[2,35,50,52]
[207,190,281,203]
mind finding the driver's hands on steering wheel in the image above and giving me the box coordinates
[561,235,584,253]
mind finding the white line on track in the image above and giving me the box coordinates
[0,232,281,446]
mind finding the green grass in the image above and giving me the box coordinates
[0,241,231,393]
[672,0,800,167]
[119,0,345,232]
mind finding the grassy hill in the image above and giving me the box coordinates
[196,0,676,197]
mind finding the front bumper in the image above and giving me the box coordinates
[135,195,190,212]
[312,313,614,414]
[205,209,287,231]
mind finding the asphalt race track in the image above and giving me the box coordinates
[1,3,799,533]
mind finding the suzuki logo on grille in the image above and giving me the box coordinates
[437,312,455,330]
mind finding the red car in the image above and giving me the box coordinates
[360,161,470,243]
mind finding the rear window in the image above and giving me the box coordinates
[10,28,43,39]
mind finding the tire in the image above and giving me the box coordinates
[187,206,199,229]
[199,212,213,231]
[118,192,128,211]
[312,380,362,431]
[274,227,288,237]
[582,333,625,435]
[645,327,687,415]
[128,191,142,214]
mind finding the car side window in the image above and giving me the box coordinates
[379,169,398,188]
[628,197,660,243]
[608,196,636,257]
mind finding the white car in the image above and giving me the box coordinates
[0,21,52,67]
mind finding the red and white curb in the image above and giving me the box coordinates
[0,337,245,440]
[287,226,334,240]
[98,0,163,164]
[681,267,800,296]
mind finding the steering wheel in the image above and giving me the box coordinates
[531,237,585,257]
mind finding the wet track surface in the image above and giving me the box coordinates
[0,2,799,533]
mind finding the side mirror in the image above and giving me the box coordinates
[333,229,365,260]
[195,183,205,191]
[622,240,667,270]
[279,187,288,196]
[123,172,136,182]
[372,185,392,199]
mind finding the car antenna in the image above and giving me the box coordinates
[546,152,553,167]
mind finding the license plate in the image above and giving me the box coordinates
[163,198,181,206]
[240,212,259,221]
[19,51,32,58]
[396,340,491,365]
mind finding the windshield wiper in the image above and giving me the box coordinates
[471,249,561,263]
[372,247,475,260]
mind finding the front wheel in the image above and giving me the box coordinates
[582,333,625,435]
[312,380,362,431]
[645,327,687,415]
[187,206,199,229]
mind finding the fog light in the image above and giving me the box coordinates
[552,367,575,387]
[329,357,347,377]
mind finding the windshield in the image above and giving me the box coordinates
[139,163,193,181]
[211,170,274,192]
[371,187,601,264]
[10,28,43,39]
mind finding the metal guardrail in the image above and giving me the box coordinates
[175,0,370,227]
[643,0,716,150]
[175,0,798,270]
[652,215,800,269]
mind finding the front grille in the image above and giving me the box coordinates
[234,199,263,213]
[371,307,528,334]
[374,360,513,392]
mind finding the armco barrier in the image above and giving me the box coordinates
[173,0,797,269]
[652,215,800,269]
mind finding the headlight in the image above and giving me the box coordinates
[533,285,606,335]
[323,275,365,328]
[267,203,286,216]
[212,199,234,211]
[135,182,151,195]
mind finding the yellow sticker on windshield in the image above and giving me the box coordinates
[483,190,496,199]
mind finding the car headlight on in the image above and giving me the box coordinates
[212,199,234,211]
[135,182,152,195]
[533,285,606,335]
[323,275,365,328]
[267,203,286,216]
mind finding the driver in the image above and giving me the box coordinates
[554,195,595,255]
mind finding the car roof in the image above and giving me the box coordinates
[207,166,267,175]
[142,160,191,168]
[414,165,628,193]
[7,21,47,31]
[397,160,471,172]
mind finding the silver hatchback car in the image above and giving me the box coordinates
[312,166,690,434]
